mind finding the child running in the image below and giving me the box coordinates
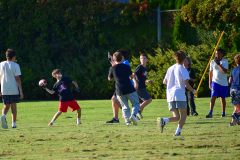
[158,51,196,136]
[228,54,240,126]
[41,69,81,126]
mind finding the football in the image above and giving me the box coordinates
[39,79,47,87]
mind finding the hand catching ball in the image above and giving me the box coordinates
[39,79,47,87]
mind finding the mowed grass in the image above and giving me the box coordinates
[0,98,240,159]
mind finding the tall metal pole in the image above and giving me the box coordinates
[157,7,161,42]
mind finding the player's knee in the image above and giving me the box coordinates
[77,108,81,112]
[148,98,152,103]
[111,96,116,101]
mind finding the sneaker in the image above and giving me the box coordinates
[136,116,140,120]
[173,132,181,136]
[106,118,119,123]
[130,115,137,126]
[1,116,8,129]
[206,113,212,118]
[126,123,132,126]
[229,122,236,126]
[76,122,82,125]
[221,113,226,117]
[192,112,198,116]
[12,126,17,128]
[137,110,143,119]
[232,113,240,124]
[157,117,165,133]
[48,122,53,126]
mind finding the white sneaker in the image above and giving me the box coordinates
[1,116,8,129]
[126,123,132,126]
[130,115,137,126]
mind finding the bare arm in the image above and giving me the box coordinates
[184,79,194,92]
[15,76,24,99]
[45,88,55,94]
[229,77,233,84]
[131,73,138,89]
[145,80,153,84]
[209,70,213,90]
[72,81,79,88]
[189,78,195,82]
[218,65,228,73]
[163,78,167,85]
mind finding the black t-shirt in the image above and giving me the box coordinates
[134,65,147,89]
[108,63,136,96]
[186,68,196,91]
[52,77,74,102]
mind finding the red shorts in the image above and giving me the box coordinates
[59,100,80,112]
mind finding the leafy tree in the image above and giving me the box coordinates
[181,0,240,52]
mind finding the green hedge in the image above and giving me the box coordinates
[131,42,237,98]
[0,0,157,100]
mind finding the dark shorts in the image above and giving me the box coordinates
[230,89,240,106]
[137,88,151,102]
[2,95,20,105]
[59,100,80,112]
[113,91,116,97]
[211,81,228,98]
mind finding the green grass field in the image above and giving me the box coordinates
[0,98,240,159]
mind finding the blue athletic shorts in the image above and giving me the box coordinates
[2,95,20,105]
[211,81,228,98]
[230,89,240,105]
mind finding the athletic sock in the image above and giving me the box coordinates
[77,118,81,124]
[163,118,169,123]
[209,110,213,114]
[12,122,16,127]
[175,127,181,135]
[51,120,55,124]
[222,111,225,115]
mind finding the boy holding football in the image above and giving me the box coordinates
[41,69,81,126]
[133,54,153,119]
[0,49,24,129]
[159,51,196,136]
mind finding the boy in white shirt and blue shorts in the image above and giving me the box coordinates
[206,48,228,118]
[158,51,196,136]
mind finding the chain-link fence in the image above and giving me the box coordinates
[158,8,219,47]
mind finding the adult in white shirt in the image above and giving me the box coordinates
[158,51,196,136]
[206,48,228,118]
[0,49,24,129]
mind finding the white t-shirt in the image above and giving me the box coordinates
[209,58,228,86]
[164,64,190,102]
[0,61,21,95]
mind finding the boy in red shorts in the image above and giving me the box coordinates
[41,69,81,126]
